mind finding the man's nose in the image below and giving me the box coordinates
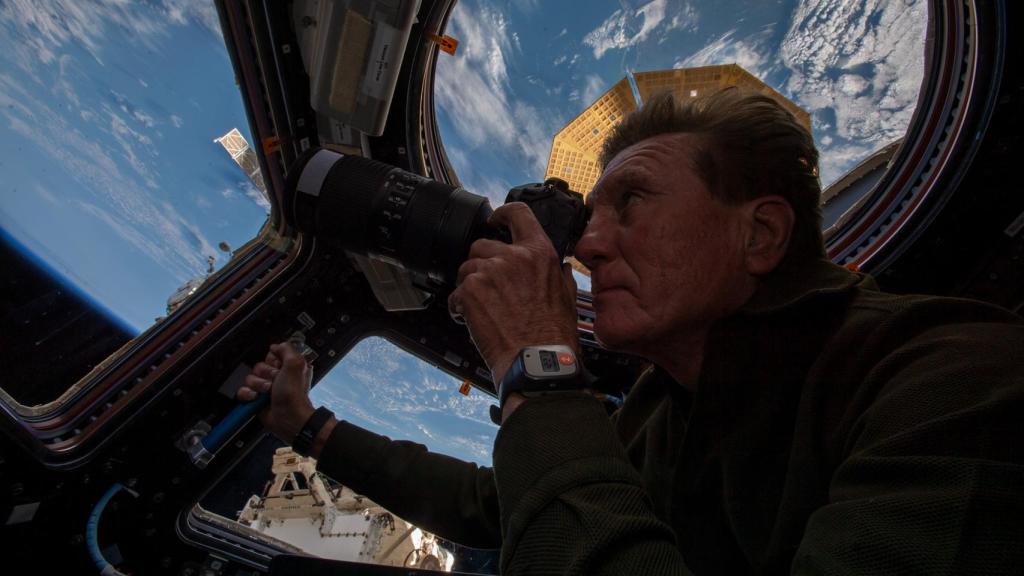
[573,213,609,269]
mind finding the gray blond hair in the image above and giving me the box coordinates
[600,87,825,265]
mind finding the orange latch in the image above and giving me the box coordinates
[262,136,281,155]
[427,33,459,55]
[458,380,472,395]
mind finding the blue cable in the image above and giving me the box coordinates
[199,394,269,455]
[86,483,135,575]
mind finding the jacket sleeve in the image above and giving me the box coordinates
[315,419,502,549]
[793,320,1024,575]
[493,392,692,575]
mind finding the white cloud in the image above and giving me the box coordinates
[674,28,773,80]
[780,0,926,185]
[55,54,80,109]
[107,108,159,189]
[170,114,184,128]
[0,0,220,72]
[0,72,218,281]
[435,3,562,179]
[552,53,581,72]
[161,0,222,36]
[218,179,270,211]
[33,183,61,206]
[582,74,606,106]
[512,0,540,13]
[445,434,493,464]
[583,0,697,60]
[109,89,157,128]
[668,3,700,34]
[240,180,271,212]
[838,74,870,96]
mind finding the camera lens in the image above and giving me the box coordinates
[284,148,494,286]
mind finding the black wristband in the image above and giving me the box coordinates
[496,345,583,417]
[292,406,333,457]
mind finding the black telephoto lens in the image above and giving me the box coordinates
[284,148,494,286]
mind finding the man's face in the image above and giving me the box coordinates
[574,133,753,356]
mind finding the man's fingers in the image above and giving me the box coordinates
[447,290,467,325]
[237,385,258,402]
[270,342,305,368]
[562,262,578,294]
[264,349,282,369]
[467,237,510,259]
[456,256,500,286]
[244,374,272,393]
[270,342,310,391]
[252,362,278,380]
[489,202,547,244]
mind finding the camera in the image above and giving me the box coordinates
[284,148,589,294]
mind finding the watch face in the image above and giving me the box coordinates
[522,345,577,379]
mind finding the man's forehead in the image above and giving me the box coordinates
[589,166,645,206]
[590,133,701,203]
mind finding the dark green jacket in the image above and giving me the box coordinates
[318,259,1024,574]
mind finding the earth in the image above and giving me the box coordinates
[0,0,925,466]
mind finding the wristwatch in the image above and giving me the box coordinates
[495,345,585,420]
[291,406,333,457]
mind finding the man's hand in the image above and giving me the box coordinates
[237,342,321,447]
[448,202,581,388]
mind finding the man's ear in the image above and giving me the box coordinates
[742,196,794,275]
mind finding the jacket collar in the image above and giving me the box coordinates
[736,258,875,316]
[636,259,874,391]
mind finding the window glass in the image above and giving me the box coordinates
[310,337,497,466]
[434,0,926,216]
[198,337,499,572]
[0,2,265,336]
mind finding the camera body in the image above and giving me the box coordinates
[285,148,589,301]
[497,178,589,261]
